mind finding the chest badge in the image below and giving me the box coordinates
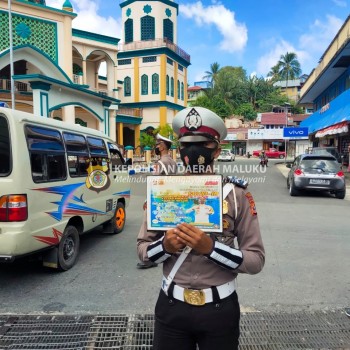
[223,199,229,214]
[223,219,230,229]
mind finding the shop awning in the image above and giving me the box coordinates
[300,88,350,133]
[315,121,349,138]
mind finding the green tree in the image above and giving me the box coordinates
[212,66,247,108]
[139,132,156,149]
[202,62,221,87]
[277,52,302,98]
[234,102,256,121]
[191,94,232,119]
[267,64,281,82]
[153,124,174,140]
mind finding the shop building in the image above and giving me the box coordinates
[299,15,350,165]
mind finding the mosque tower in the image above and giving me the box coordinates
[117,0,190,133]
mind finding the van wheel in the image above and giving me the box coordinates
[112,202,126,234]
[58,225,80,271]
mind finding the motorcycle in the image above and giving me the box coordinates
[259,157,268,167]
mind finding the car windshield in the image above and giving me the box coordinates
[221,150,230,155]
[300,159,340,172]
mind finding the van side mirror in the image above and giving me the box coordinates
[286,163,292,168]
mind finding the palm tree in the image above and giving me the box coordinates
[277,52,302,99]
[267,64,280,82]
[202,62,221,87]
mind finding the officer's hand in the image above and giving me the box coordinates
[174,223,213,255]
[163,229,186,253]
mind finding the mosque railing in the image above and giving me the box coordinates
[119,38,191,63]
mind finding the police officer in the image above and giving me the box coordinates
[136,134,177,269]
[137,107,265,349]
[153,134,177,176]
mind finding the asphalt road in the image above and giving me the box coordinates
[0,158,349,315]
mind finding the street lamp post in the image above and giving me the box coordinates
[284,102,291,162]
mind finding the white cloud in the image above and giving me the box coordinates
[255,40,298,77]
[46,0,121,37]
[180,1,247,53]
[332,0,347,7]
[299,15,343,53]
[255,14,344,77]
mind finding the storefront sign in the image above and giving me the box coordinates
[248,128,283,140]
[283,127,309,138]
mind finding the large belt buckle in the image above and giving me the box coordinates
[183,288,205,306]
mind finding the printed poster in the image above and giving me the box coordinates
[147,175,223,232]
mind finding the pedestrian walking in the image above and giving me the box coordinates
[136,134,177,269]
[137,106,265,349]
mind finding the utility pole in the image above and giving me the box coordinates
[284,102,291,162]
[8,0,15,110]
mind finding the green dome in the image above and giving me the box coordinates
[62,0,73,11]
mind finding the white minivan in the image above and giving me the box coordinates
[0,108,131,270]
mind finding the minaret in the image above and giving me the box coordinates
[118,0,190,131]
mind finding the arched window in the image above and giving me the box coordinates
[170,77,174,97]
[163,18,173,42]
[177,80,180,99]
[141,74,148,95]
[152,73,159,94]
[124,76,131,96]
[73,63,82,75]
[125,18,133,43]
[141,16,155,41]
[166,75,169,96]
[181,82,184,100]
[75,118,87,127]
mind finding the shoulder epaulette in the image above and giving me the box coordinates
[224,176,248,189]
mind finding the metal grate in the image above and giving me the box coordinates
[0,311,349,349]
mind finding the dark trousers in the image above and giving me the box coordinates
[153,290,240,350]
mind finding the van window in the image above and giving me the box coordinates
[0,114,11,176]
[26,126,65,151]
[25,125,67,182]
[87,137,108,157]
[63,132,89,177]
[108,142,124,171]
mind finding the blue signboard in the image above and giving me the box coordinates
[283,127,309,138]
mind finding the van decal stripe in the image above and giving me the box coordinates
[34,183,106,221]
[34,228,62,245]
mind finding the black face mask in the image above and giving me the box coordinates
[154,147,161,156]
[180,145,216,173]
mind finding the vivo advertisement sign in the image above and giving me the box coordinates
[283,127,309,138]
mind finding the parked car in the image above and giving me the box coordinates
[310,146,342,163]
[286,154,346,199]
[252,148,286,159]
[217,149,235,162]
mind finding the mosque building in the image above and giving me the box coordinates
[0,0,190,148]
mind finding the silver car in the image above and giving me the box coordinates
[286,154,346,199]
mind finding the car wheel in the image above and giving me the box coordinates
[58,225,80,271]
[279,154,285,159]
[111,202,126,234]
[289,180,299,196]
[335,189,346,199]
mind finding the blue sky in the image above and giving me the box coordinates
[46,0,349,85]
